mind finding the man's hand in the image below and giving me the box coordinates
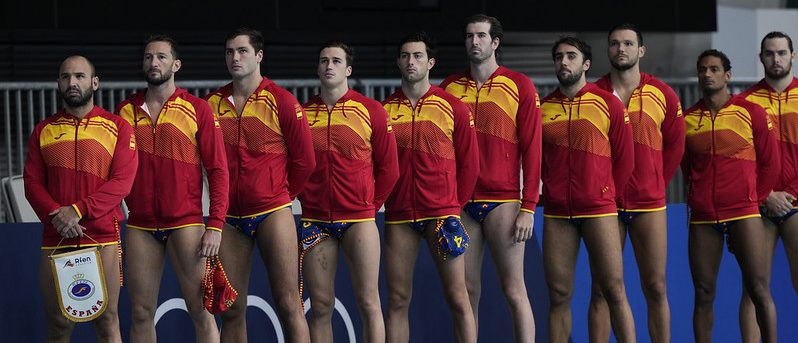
[49,206,82,237]
[198,229,222,257]
[513,211,534,243]
[765,191,797,217]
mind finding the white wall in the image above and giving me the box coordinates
[713,6,798,79]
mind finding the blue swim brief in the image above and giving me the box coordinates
[760,207,798,226]
[226,212,275,238]
[701,220,736,253]
[463,202,503,223]
[618,210,642,225]
[149,229,173,243]
[411,216,470,260]
[297,221,355,253]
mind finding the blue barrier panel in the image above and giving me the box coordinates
[1,205,796,342]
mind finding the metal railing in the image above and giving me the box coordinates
[0,77,762,222]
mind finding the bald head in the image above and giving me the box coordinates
[58,55,99,109]
[59,55,96,77]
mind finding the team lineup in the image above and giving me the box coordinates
[21,13,798,343]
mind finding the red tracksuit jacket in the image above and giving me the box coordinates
[300,89,399,222]
[540,83,635,217]
[682,95,780,223]
[382,85,479,223]
[24,106,138,248]
[595,72,685,211]
[441,66,542,213]
[205,78,316,218]
[116,87,229,231]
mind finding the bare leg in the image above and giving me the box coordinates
[543,217,581,343]
[739,217,777,343]
[581,216,636,343]
[729,218,777,343]
[126,228,166,343]
[688,224,724,343]
[628,211,670,343]
[587,218,625,343]
[92,245,123,343]
[219,223,254,343]
[341,221,385,343]
[384,223,422,343]
[461,210,485,335]
[166,226,219,343]
[780,214,798,293]
[304,236,339,342]
[481,203,535,342]
[255,208,310,343]
[421,220,476,343]
[40,249,77,343]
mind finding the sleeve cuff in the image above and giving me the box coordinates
[520,201,537,214]
[206,218,225,231]
[71,202,85,219]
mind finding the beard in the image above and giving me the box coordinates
[60,87,93,107]
[765,63,792,79]
[557,68,583,87]
[468,48,493,64]
[610,56,637,71]
[144,68,173,86]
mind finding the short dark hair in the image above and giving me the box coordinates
[226,28,264,54]
[608,23,644,46]
[551,36,592,63]
[398,31,437,59]
[319,41,355,67]
[697,49,732,72]
[464,14,503,41]
[760,31,794,54]
[145,34,179,60]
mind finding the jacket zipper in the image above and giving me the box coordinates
[228,96,243,217]
[327,104,334,221]
[74,116,81,246]
[567,99,573,218]
[710,111,718,222]
[151,104,163,230]
[411,98,419,219]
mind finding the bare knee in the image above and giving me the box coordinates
[444,288,472,316]
[599,278,627,305]
[642,278,668,304]
[221,298,248,323]
[501,281,530,306]
[548,282,574,308]
[183,297,213,322]
[93,309,121,338]
[273,291,303,320]
[46,316,75,339]
[130,302,156,324]
[589,282,605,301]
[693,281,717,307]
[355,292,383,318]
[745,279,772,305]
[387,287,412,313]
[309,294,335,320]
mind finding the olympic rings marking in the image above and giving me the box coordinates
[153,296,355,342]
[154,297,284,342]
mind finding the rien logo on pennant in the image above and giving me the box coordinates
[50,247,108,322]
